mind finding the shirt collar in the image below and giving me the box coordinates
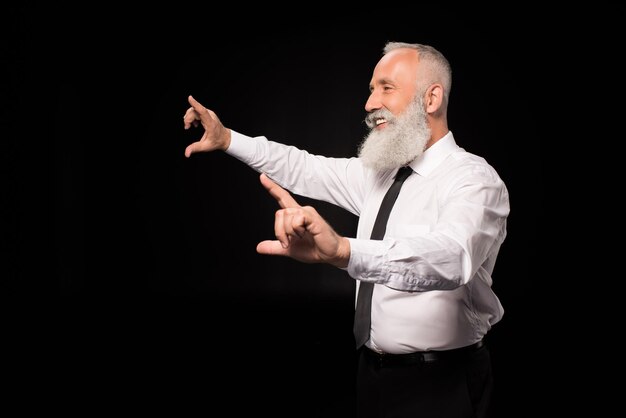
[407,131,459,177]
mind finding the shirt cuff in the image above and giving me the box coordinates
[346,237,387,282]
[225,129,257,163]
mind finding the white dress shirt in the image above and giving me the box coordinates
[226,130,509,354]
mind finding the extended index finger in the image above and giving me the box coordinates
[259,173,301,209]
[187,95,204,111]
[187,95,217,121]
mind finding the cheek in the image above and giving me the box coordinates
[386,97,412,116]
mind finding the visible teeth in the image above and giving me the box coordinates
[375,118,386,125]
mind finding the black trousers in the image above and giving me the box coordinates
[356,343,493,418]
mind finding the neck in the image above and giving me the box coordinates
[425,120,449,150]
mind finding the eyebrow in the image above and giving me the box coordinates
[369,78,395,91]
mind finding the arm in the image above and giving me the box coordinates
[348,166,509,292]
[227,131,368,216]
[182,95,367,216]
[256,173,351,268]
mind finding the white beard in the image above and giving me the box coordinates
[358,95,431,172]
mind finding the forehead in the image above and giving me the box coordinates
[370,48,420,85]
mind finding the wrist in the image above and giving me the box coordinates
[331,237,351,268]
[221,128,232,151]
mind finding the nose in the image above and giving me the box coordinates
[365,90,382,113]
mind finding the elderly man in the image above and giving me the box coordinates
[182,42,509,418]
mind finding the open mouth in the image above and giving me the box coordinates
[375,117,387,127]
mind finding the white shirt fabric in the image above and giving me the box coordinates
[226,130,509,354]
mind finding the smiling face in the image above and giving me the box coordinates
[365,48,421,128]
[358,48,431,172]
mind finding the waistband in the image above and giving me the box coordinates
[363,340,485,367]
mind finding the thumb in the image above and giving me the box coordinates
[184,143,198,158]
[256,240,289,256]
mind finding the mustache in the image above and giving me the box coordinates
[364,108,395,129]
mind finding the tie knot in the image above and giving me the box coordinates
[395,166,413,182]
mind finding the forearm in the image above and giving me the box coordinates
[346,235,469,292]
[225,130,364,215]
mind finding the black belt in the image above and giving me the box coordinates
[363,340,485,367]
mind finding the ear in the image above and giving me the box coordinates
[424,84,444,114]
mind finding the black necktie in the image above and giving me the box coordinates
[353,166,413,349]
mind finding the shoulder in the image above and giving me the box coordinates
[438,150,509,203]
[447,149,503,184]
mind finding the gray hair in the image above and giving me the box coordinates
[383,42,452,108]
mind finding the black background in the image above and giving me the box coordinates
[4,5,564,416]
